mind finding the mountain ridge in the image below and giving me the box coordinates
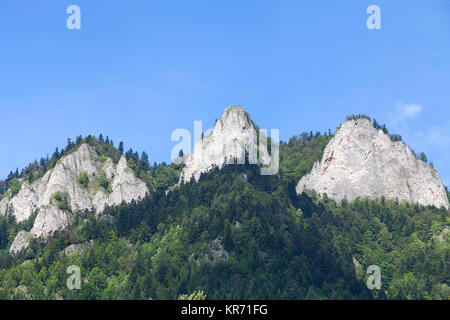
[0,109,449,256]
[0,110,448,300]
[1,143,148,254]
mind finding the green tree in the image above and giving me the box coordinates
[7,178,21,196]
[78,172,89,189]
[98,171,110,192]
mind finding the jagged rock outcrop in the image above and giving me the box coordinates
[179,106,271,183]
[4,183,38,222]
[10,230,31,255]
[206,237,230,263]
[31,206,71,239]
[188,237,230,266]
[0,199,7,218]
[1,144,148,254]
[296,118,449,209]
[62,241,93,258]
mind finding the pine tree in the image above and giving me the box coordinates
[141,151,150,170]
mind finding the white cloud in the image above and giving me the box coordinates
[388,101,423,131]
[401,104,422,118]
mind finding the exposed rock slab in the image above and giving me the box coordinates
[296,119,449,209]
[189,237,230,265]
[10,230,31,255]
[206,237,230,263]
[7,183,38,222]
[109,156,148,206]
[31,206,71,238]
[0,197,8,216]
[62,241,93,258]
[180,106,271,183]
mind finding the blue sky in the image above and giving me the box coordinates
[0,0,449,186]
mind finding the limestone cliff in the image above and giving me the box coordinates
[0,144,148,254]
[179,106,271,183]
[296,118,449,209]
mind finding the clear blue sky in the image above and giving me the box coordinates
[1,0,449,186]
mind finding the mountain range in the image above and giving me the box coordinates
[0,106,448,300]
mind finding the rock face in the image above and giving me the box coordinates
[296,119,449,209]
[189,237,230,266]
[206,237,230,263]
[31,206,71,239]
[179,106,271,183]
[62,241,93,258]
[10,230,31,255]
[1,144,148,254]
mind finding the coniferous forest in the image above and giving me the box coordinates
[0,132,449,300]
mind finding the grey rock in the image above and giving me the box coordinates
[8,144,148,255]
[0,197,9,217]
[108,156,148,207]
[103,158,115,180]
[189,237,230,266]
[31,206,71,238]
[180,106,271,184]
[296,119,449,209]
[62,242,93,258]
[206,237,230,263]
[10,230,31,255]
[7,182,38,222]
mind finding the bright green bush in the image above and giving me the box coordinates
[51,191,71,211]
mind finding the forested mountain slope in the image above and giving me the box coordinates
[0,130,448,300]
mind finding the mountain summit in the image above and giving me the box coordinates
[179,106,271,183]
[296,118,449,209]
[0,143,148,254]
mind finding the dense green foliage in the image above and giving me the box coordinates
[51,191,71,212]
[0,132,448,300]
[77,172,89,189]
[279,132,332,184]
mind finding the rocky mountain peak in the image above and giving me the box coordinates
[179,106,271,183]
[2,143,148,254]
[296,118,449,209]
